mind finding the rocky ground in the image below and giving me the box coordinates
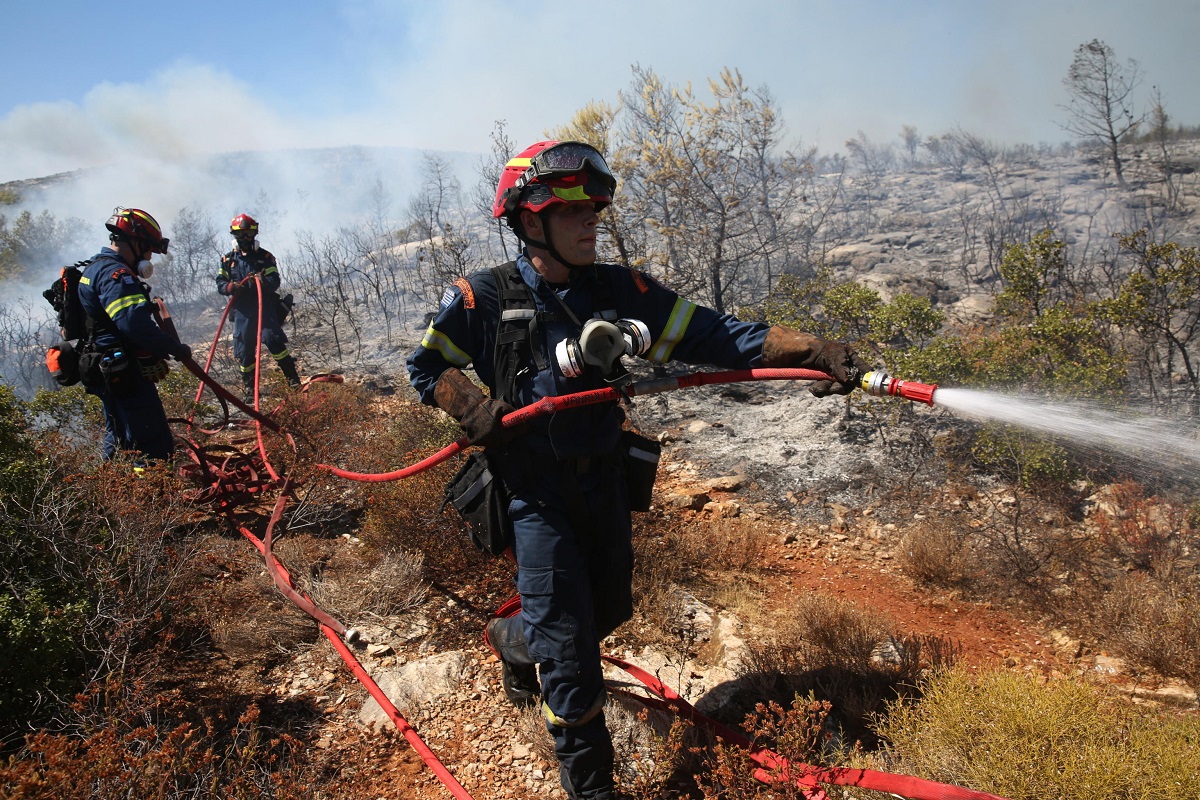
[186,368,1195,800]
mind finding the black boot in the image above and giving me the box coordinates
[486,616,540,707]
[278,355,301,388]
[241,372,256,403]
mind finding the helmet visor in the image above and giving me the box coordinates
[519,142,616,193]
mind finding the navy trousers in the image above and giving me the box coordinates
[90,373,174,462]
[508,457,633,799]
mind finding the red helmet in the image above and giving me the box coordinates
[230,213,258,235]
[105,207,169,254]
[492,140,617,219]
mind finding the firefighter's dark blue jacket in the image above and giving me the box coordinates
[407,254,771,458]
[78,249,183,358]
[216,245,282,317]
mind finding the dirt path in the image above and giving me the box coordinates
[756,537,1063,671]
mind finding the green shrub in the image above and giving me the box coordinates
[970,424,1076,491]
[876,668,1200,800]
[0,385,93,735]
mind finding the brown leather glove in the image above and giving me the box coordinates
[433,368,519,447]
[761,326,870,397]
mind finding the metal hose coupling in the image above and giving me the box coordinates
[859,370,938,406]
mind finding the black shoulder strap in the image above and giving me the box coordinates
[491,262,536,405]
[591,268,618,321]
[489,262,621,404]
[67,258,115,343]
[82,259,133,346]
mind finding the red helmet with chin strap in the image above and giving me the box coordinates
[230,213,258,236]
[492,140,617,220]
[105,207,169,254]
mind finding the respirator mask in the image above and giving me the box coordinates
[136,256,154,279]
[555,318,651,379]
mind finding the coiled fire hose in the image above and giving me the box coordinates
[165,287,475,797]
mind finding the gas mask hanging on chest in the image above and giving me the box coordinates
[555,318,651,379]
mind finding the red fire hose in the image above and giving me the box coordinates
[319,367,939,483]
[321,367,833,482]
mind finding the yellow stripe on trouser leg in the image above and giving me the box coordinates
[543,691,606,728]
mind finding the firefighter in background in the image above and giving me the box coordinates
[407,140,867,800]
[216,213,301,401]
[78,207,192,462]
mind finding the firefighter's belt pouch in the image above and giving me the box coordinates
[443,450,514,556]
[621,429,661,512]
[98,349,136,396]
[46,339,82,387]
[77,348,104,389]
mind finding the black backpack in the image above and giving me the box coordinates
[42,261,96,386]
[43,261,91,342]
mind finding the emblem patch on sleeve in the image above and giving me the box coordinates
[453,277,475,309]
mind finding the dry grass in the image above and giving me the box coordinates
[1093,572,1200,687]
[893,476,1200,691]
[899,519,974,588]
[305,548,428,621]
[737,594,954,751]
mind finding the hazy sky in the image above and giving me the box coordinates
[2,0,1198,185]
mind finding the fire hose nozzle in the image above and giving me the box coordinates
[859,370,937,406]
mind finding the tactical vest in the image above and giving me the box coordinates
[489,261,618,406]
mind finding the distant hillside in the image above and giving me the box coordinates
[0,145,482,245]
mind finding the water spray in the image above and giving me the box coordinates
[858,370,938,406]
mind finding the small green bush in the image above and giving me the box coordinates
[0,385,91,734]
[876,668,1200,800]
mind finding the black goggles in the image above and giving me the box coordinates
[516,142,616,191]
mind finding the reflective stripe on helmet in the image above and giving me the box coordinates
[552,185,592,202]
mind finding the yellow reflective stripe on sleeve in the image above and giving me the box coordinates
[648,297,697,362]
[420,324,472,368]
[106,293,148,320]
[262,265,278,276]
